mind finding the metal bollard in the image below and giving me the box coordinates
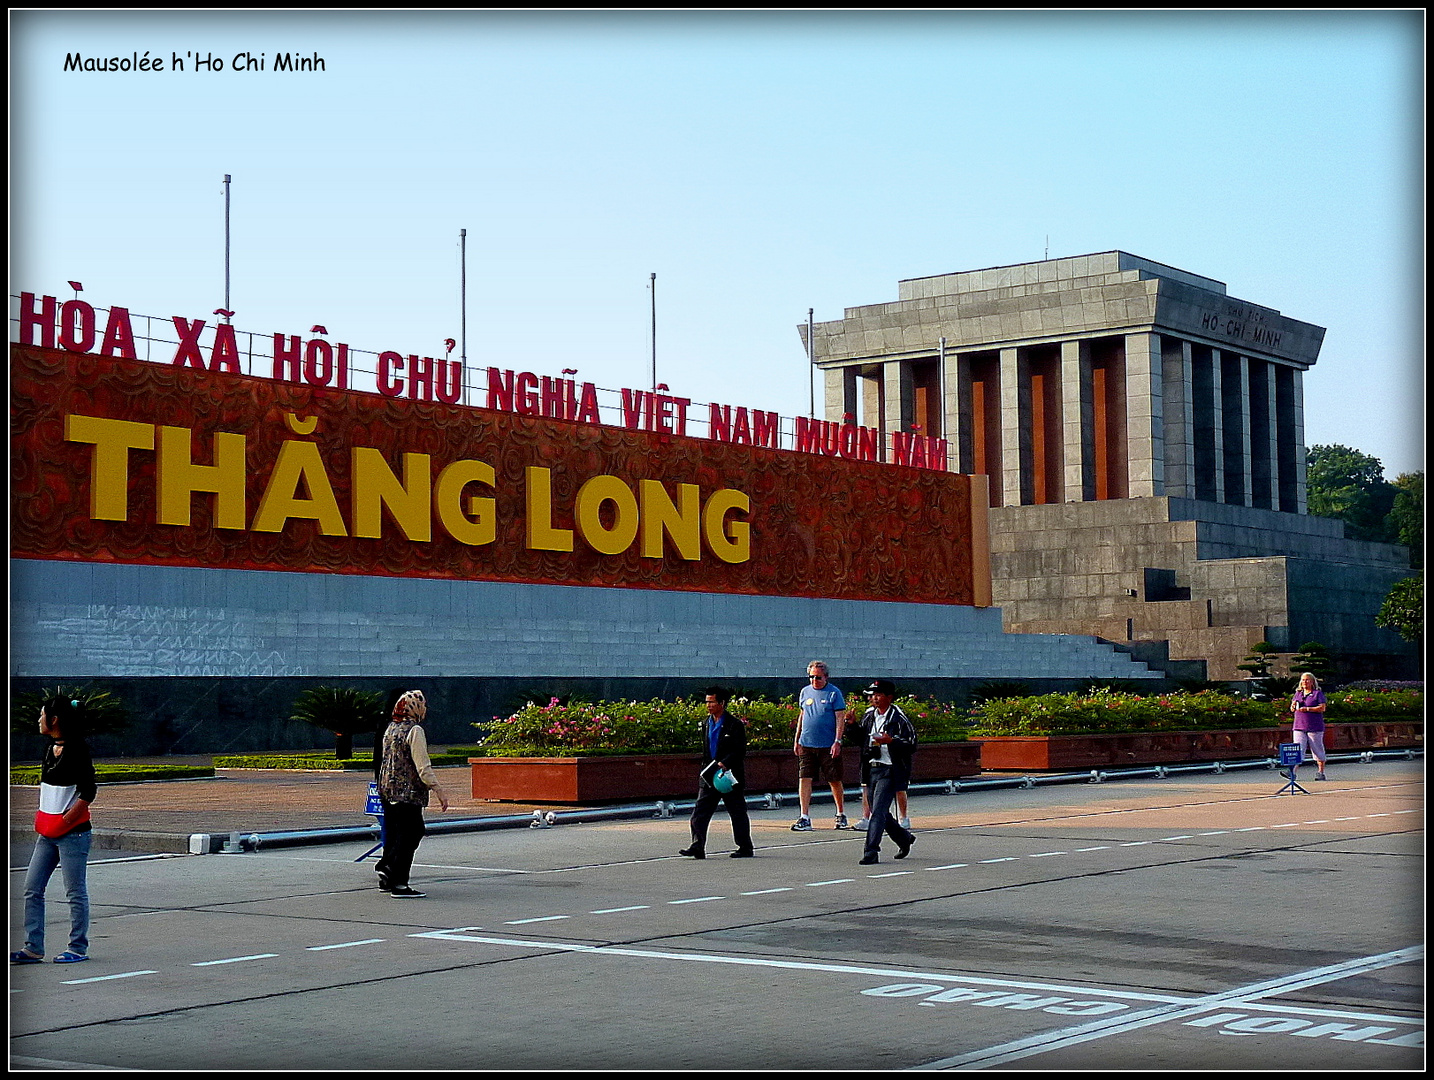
[1088,770,1107,784]
[764,793,783,809]
[944,780,962,795]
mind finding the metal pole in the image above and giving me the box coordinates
[650,272,657,394]
[807,308,815,418]
[223,174,231,313]
[460,228,467,405]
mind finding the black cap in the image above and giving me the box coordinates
[865,679,896,697]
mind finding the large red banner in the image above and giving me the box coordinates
[11,345,988,606]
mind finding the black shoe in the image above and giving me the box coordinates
[729,848,754,858]
[679,846,706,859]
[388,885,426,898]
[377,875,392,892]
[895,835,914,860]
[859,854,879,865]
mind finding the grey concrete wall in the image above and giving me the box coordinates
[10,559,1157,685]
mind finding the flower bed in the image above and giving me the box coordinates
[976,722,1421,772]
[967,687,1423,737]
[476,695,969,757]
[470,743,982,804]
[470,694,976,803]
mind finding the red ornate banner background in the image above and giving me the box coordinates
[11,345,987,606]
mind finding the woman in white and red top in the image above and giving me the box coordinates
[12,697,97,964]
[1290,672,1329,781]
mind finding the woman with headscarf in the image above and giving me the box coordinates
[1290,672,1329,781]
[374,690,450,898]
[12,697,97,964]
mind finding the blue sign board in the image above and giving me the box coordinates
[365,781,384,816]
[1278,743,1303,767]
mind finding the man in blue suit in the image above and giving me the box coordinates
[680,687,754,859]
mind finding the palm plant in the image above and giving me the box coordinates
[290,687,386,759]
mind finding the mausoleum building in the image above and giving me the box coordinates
[804,252,1415,679]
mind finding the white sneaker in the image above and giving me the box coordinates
[790,816,812,832]
[898,817,911,829]
[854,818,870,830]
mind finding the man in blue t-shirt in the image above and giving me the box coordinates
[791,660,849,831]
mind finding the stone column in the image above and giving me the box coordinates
[824,367,846,426]
[1262,358,1281,511]
[1124,332,1164,498]
[1292,367,1307,515]
[1208,349,1226,505]
[1161,338,1195,498]
[941,344,960,474]
[999,347,1023,506]
[1221,351,1251,506]
[861,368,883,436]
[882,361,905,462]
[1060,340,1091,501]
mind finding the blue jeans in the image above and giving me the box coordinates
[23,829,92,957]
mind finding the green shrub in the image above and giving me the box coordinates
[10,763,214,785]
[1325,688,1423,720]
[476,695,968,757]
[968,689,1279,737]
[966,686,1423,737]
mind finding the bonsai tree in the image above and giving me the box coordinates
[1289,641,1338,685]
[11,685,131,738]
[1236,642,1281,700]
[290,686,386,759]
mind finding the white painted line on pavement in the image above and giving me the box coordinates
[192,954,278,966]
[61,970,158,984]
[914,945,1423,1070]
[307,939,385,951]
[741,887,792,895]
[591,905,649,913]
[806,879,855,887]
[926,864,967,870]
[409,929,1196,1004]
[506,915,571,924]
[668,896,723,905]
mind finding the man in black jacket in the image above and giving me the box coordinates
[680,687,754,859]
[858,680,916,865]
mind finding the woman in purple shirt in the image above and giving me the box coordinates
[1290,672,1328,780]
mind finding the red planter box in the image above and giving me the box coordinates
[470,742,982,804]
[975,722,1421,772]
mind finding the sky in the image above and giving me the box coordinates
[9,10,1425,478]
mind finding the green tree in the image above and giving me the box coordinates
[290,686,386,759]
[1375,574,1423,646]
[1289,641,1337,684]
[1236,642,1281,699]
[1306,445,1397,542]
[1388,472,1423,568]
[11,685,131,738]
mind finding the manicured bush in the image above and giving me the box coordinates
[214,749,479,770]
[475,695,969,758]
[10,763,214,785]
[966,686,1423,737]
[968,689,1279,737]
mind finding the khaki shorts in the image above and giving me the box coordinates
[797,744,843,782]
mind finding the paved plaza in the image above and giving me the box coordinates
[9,760,1424,1070]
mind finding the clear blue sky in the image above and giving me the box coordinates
[10,10,1424,477]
